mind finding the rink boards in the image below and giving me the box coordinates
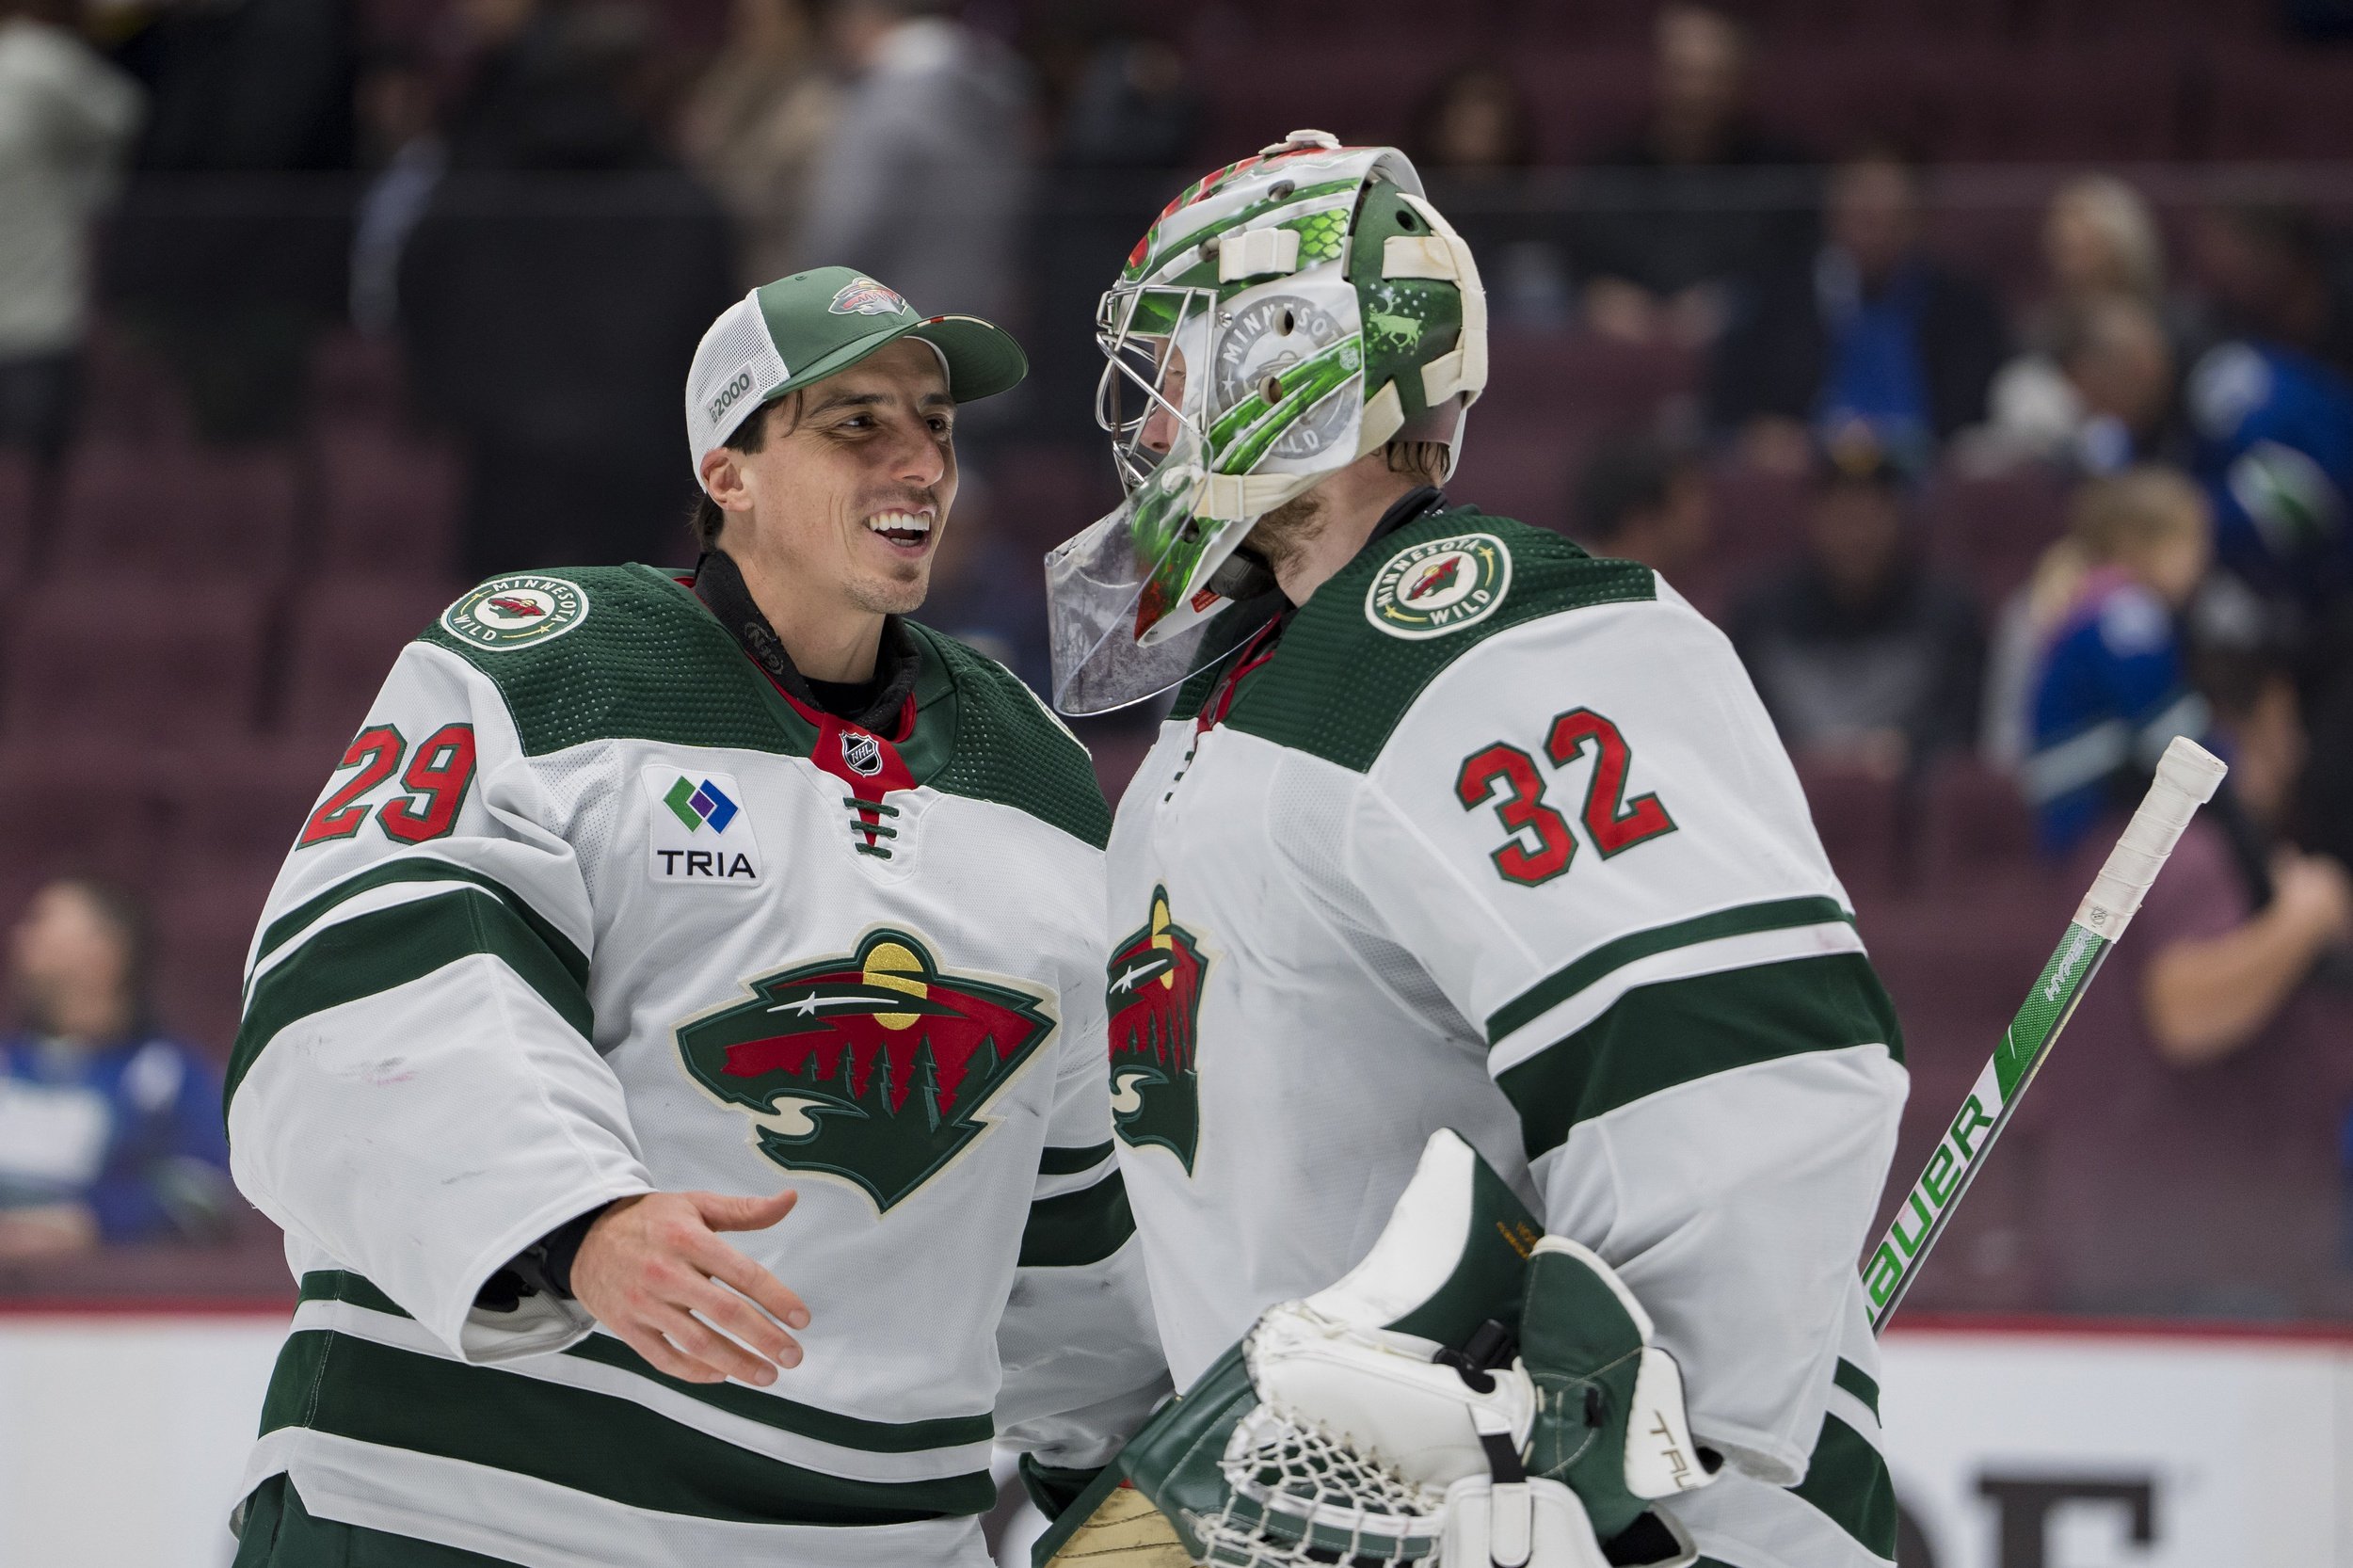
[0,1308,2345,1568]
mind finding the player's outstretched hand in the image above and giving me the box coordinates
[572,1189,810,1386]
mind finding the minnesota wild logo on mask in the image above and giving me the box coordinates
[1106,888,1209,1172]
[676,931,1056,1212]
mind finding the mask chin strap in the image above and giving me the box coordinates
[1205,548,1280,601]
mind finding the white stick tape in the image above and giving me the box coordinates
[2072,736,2229,942]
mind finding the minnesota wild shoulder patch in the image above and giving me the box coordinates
[440,574,590,652]
[1365,532,1512,640]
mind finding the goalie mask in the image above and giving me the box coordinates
[1045,131,1490,715]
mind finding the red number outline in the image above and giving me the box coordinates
[299,726,407,847]
[378,723,477,844]
[1545,708,1676,857]
[1454,742,1576,886]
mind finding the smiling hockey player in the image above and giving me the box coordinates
[225,267,1165,1566]
[1048,136,1908,1566]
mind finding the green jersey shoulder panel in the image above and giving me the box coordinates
[1222,506,1657,772]
[422,566,1108,844]
[905,624,1113,849]
[421,566,801,756]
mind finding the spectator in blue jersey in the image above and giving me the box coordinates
[2185,206,2353,605]
[0,878,232,1259]
[2020,469,2215,856]
[1711,146,2006,476]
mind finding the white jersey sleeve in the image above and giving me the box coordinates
[228,642,653,1364]
[993,968,1170,1465]
[1348,590,1906,1484]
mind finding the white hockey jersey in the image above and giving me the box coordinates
[1105,506,1908,1567]
[227,566,1165,1568]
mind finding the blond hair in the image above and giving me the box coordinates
[2049,175,2166,302]
[2026,466,2209,625]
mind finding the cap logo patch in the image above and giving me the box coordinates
[441,574,590,652]
[1364,532,1512,640]
[829,278,908,317]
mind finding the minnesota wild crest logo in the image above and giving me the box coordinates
[676,931,1056,1212]
[1106,888,1209,1172]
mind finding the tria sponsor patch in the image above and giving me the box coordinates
[440,574,589,652]
[642,766,761,884]
[1364,532,1512,640]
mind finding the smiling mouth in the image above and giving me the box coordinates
[867,510,935,550]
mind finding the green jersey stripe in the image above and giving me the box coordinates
[255,856,588,983]
[1486,895,1854,1046]
[1833,1357,1881,1419]
[295,1272,993,1454]
[228,888,594,1111]
[1016,1166,1135,1268]
[1788,1412,1898,1560]
[1499,953,1902,1161]
[1037,1141,1114,1176]
[261,1330,994,1527]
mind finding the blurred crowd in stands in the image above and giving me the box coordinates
[1,0,2350,1318]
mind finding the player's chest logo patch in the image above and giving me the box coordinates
[1365,532,1512,640]
[440,574,590,651]
[1106,886,1209,1174]
[641,764,762,884]
[674,930,1057,1212]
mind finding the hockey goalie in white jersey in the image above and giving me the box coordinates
[1043,135,1908,1567]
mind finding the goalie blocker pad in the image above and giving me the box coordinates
[1033,1130,1539,1566]
[1032,1131,1705,1567]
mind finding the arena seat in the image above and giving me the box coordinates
[152,872,278,1056]
[1705,463,1809,586]
[0,743,169,894]
[1919,756,2045,888]
[1456,429,1583,532]
[2201,47,2353,158]
[1794,757,1905,896]
[1924,463,2068,605]
[2,578,268,744]
[279,575,460,752]
[54,441,298,579]
[315,428,462,580]
[0,453,31,590]
[157,744,331,894]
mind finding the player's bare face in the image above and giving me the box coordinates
[1136,343,1186,458]
[744,339,958,618]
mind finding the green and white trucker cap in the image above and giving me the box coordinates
[685,265,1028,487]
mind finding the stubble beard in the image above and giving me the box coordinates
[847,561,930,617]
[1241,488,1328,582]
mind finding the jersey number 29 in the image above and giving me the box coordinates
[1454,708,1674,887]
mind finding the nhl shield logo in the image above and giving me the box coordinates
[840,730,884,777]
[829,277,909,317]
[1106,887,1209,1173]
[1364,533,1512,640]
[441,574,590,652]
[675,930,1055,1212]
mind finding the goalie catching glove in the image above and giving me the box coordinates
[1034,1130,1717,1567]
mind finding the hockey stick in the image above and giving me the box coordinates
[1861,735,2227,1332]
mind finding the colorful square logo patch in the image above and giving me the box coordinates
[642,766,760,885]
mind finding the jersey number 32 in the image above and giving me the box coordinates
[1454,708,1673,887]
